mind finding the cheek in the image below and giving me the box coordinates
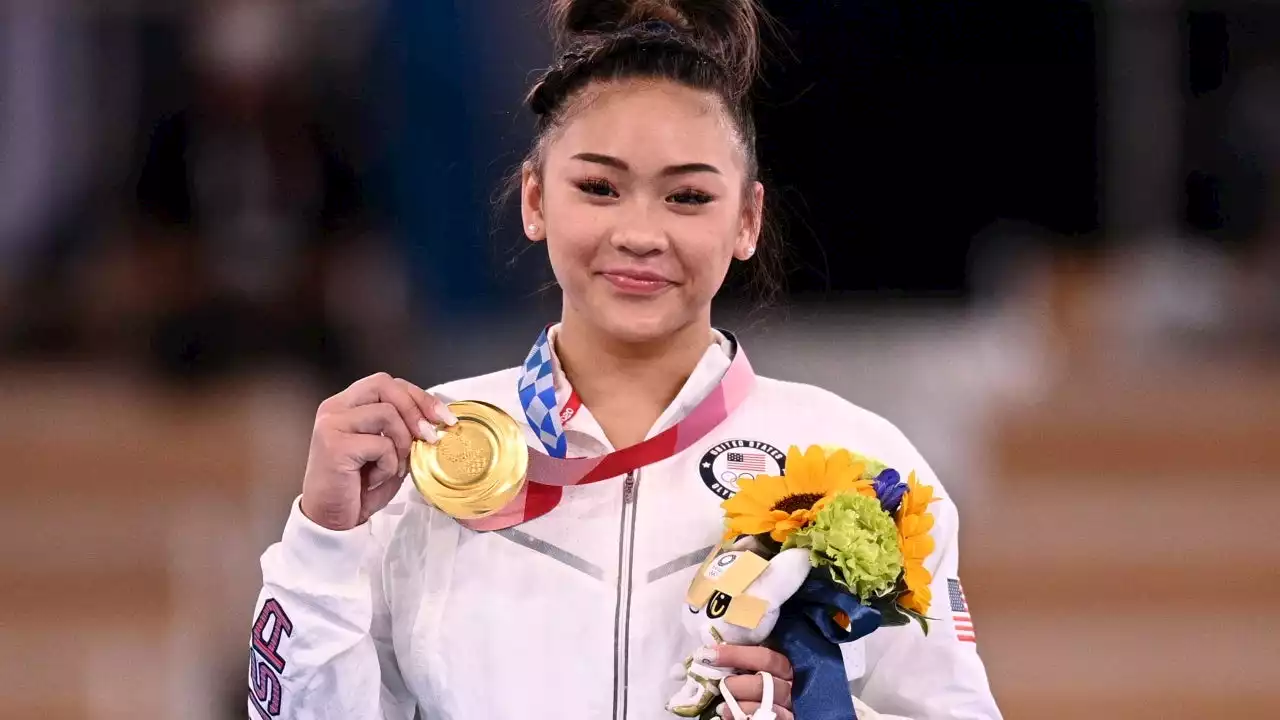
[543,194,605,275]
[679,214,739,285]
[546,232,595,289]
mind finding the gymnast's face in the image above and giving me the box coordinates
[522,78,763,345]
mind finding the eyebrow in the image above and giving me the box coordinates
[570,152,722,177]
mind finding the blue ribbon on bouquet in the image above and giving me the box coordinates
[769,575,883,720]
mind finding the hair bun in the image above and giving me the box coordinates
[547,0,762,95]
[551,0,688,40]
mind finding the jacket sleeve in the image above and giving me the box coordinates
[247,497,418,720]
[855,473,1003,720]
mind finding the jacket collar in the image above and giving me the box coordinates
[544,323,733,452]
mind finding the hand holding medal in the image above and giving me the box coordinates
[299,373,458,532]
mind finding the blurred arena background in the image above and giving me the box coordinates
[2,0,1278,717]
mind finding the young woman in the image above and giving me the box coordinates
[248,1,1002,718]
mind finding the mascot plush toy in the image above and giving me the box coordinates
[665,538,811,718]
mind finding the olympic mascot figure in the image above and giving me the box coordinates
[666,538,811,719]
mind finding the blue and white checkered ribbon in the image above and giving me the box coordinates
[518,326,569,458]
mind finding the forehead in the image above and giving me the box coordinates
[546,79,745,174]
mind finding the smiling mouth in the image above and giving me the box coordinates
[599,271,675,295]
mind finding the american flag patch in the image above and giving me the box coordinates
[726,451,768,472]
[948,578,976,643]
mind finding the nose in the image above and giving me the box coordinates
[609,201,669,257]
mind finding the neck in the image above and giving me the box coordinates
[555,311,714,447]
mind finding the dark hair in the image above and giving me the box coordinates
[511,0,784,302]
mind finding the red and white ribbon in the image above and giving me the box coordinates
[458,334,756,531]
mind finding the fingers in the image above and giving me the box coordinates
[396,378,457,428]
[721,673,792,710]
[337,403,414,466]
[342,433,398,481]
[316,401,412,479]
[321,373,455,443]
[343,427,396,474]
[714,645,794,682]
[719,702,793,720]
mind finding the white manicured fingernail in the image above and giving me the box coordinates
[716,703,727,719]
[694,646,718,665]
[418,420,439,443]
[438,405,458,426]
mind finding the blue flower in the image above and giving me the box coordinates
[872,469,907,514]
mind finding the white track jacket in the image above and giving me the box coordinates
[249,331,1003,720]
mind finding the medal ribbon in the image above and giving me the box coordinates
[458,326,756,531]
[559,391,583,428]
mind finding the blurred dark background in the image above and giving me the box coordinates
[2,0,1112,389]
[2,1,1277,718]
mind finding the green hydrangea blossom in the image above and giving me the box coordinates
[784,493,903,599]
[850,452,888,480]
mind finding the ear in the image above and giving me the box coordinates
[733,180,764,261]
[521,162,547,242]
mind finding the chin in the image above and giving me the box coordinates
[591,301,690,345]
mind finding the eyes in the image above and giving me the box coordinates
[671,188,716,205]
[574,177,716,207]
[577,178,617,198]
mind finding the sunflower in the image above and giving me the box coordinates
[722,445,876,543]
[896,471,938,615]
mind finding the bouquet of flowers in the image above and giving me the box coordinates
[667,445,937,720]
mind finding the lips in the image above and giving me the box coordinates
[598,269,676,295]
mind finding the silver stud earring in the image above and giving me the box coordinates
[527,224,538,235]
[744,246,756,258]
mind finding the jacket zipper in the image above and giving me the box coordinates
[613,470,640,720]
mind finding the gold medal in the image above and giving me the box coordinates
[409,401,529,519]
